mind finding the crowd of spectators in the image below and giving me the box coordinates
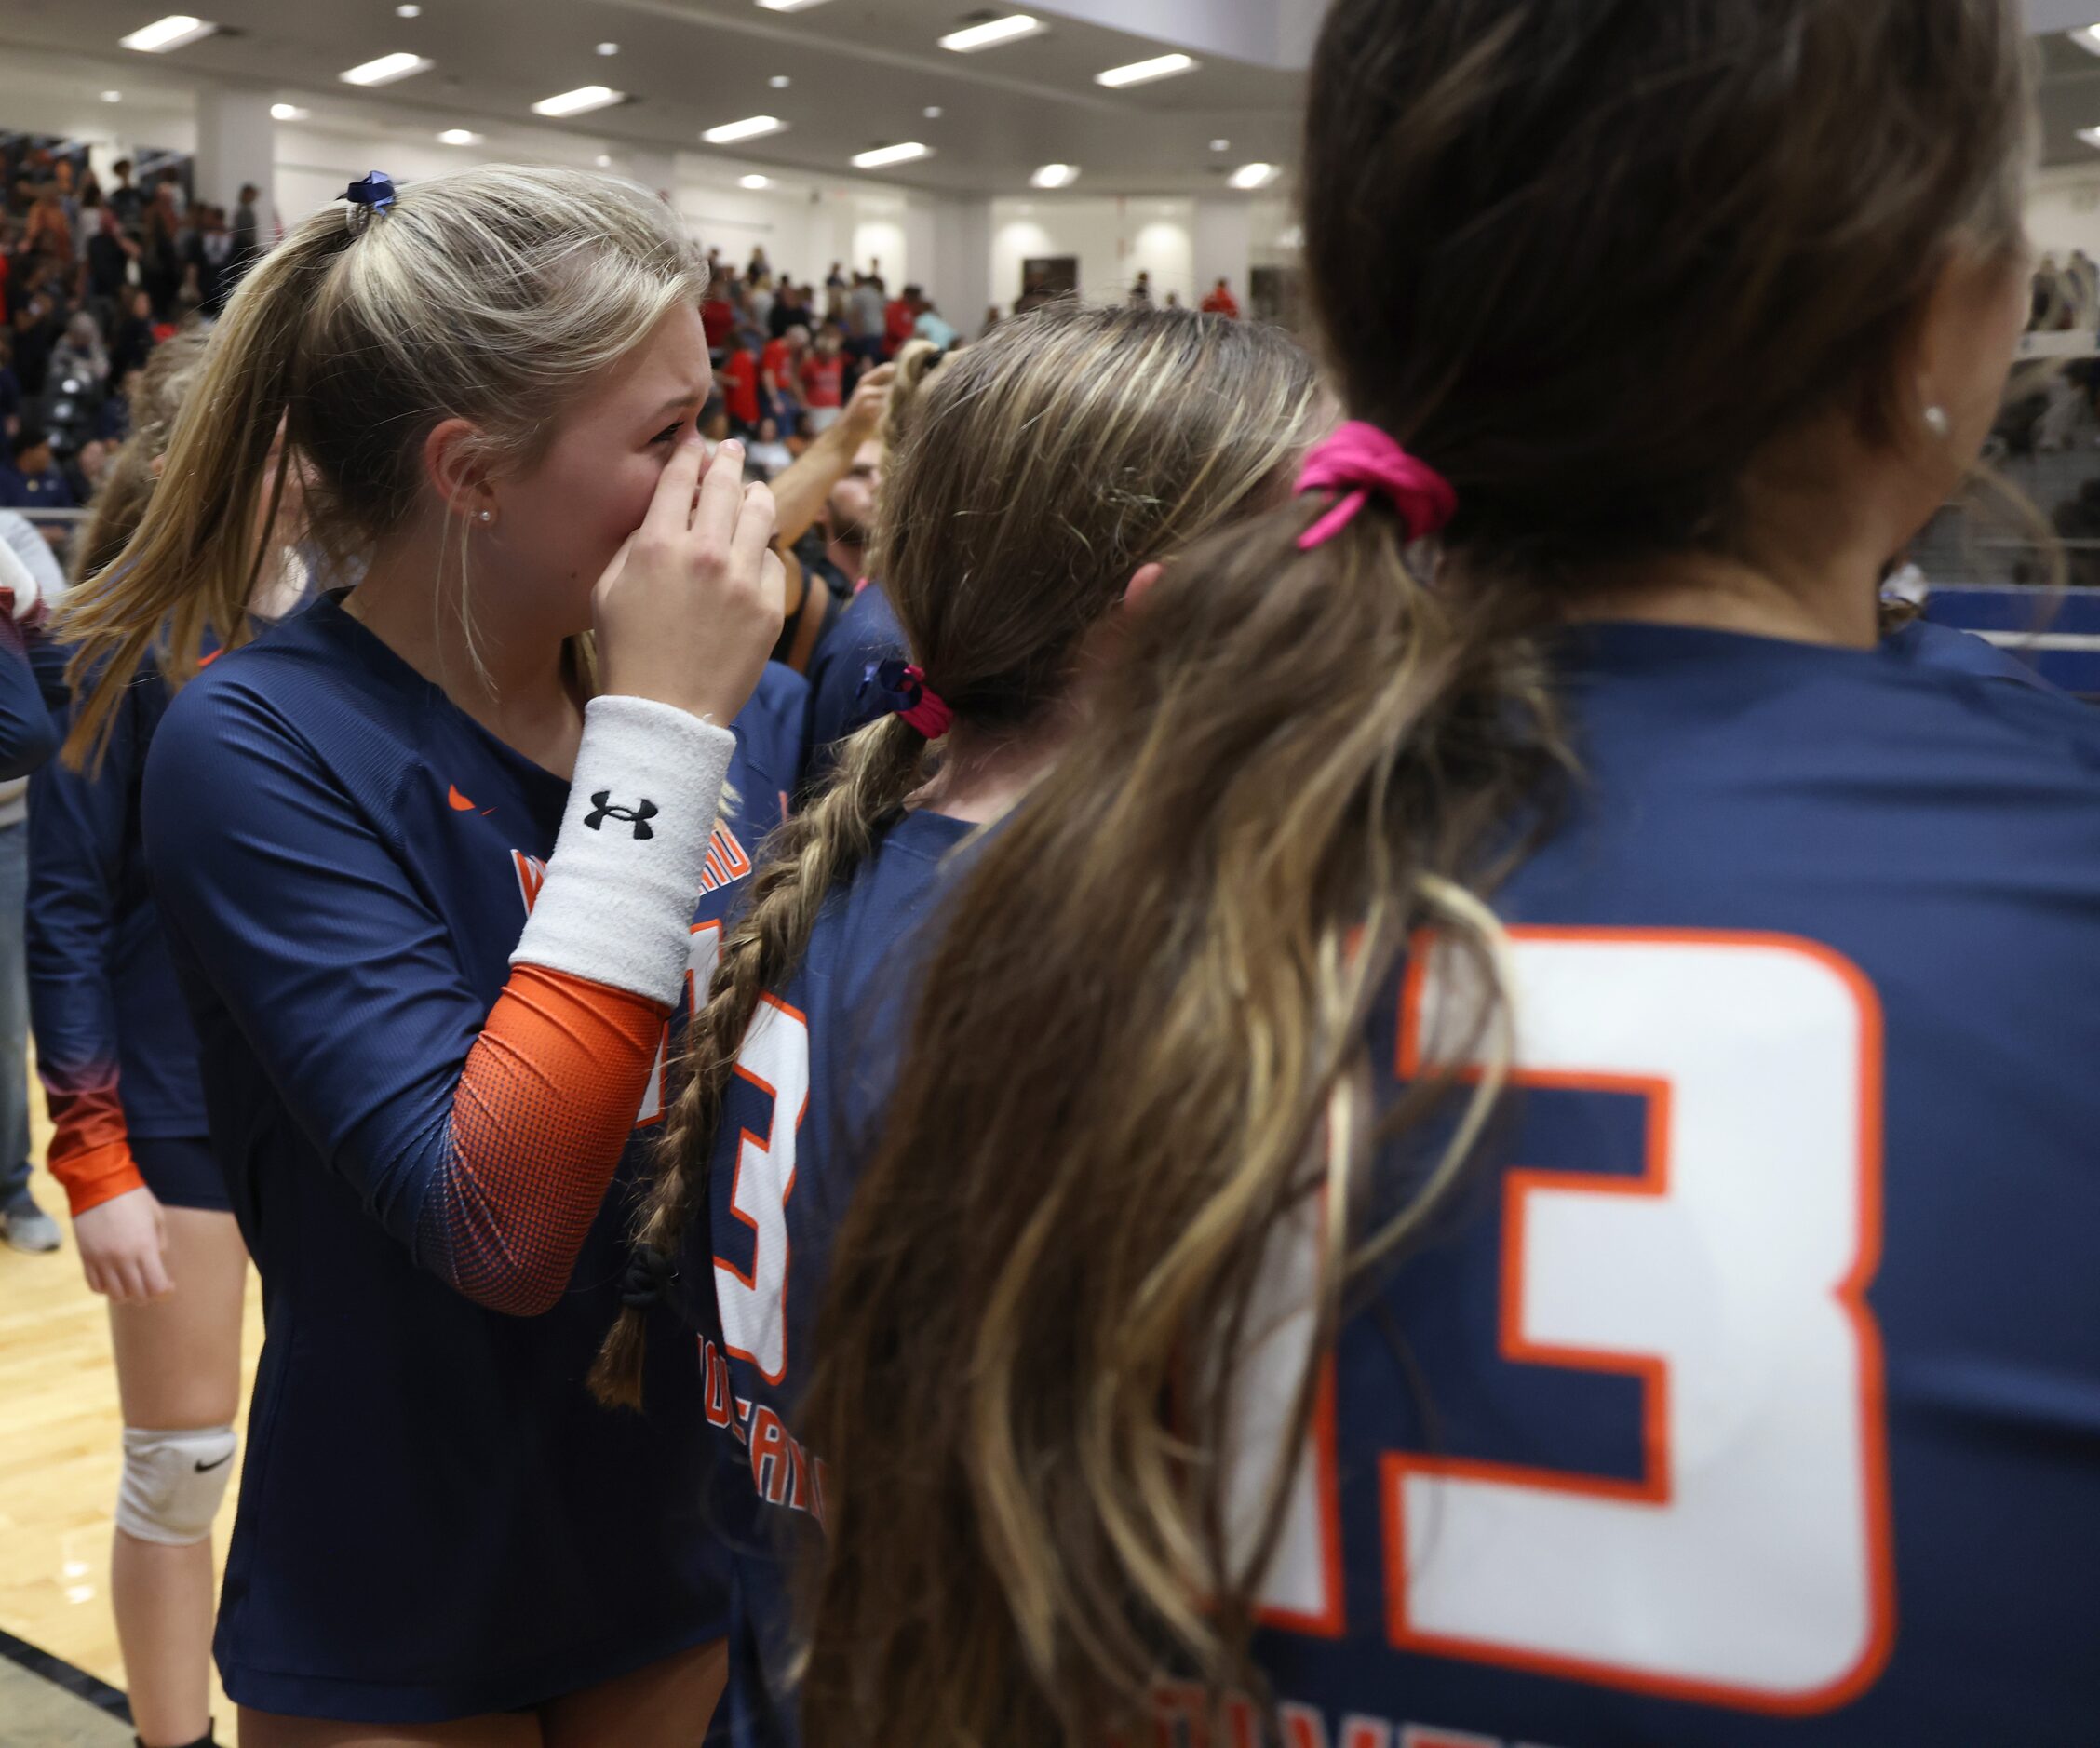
[0,142,266,538]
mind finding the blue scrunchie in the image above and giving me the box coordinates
[344,170,397,213]
[855,657,922,716]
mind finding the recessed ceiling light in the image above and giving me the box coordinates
[923,105,943,119]
[341,52,433,86]
[101,89,123,102]
[2081,126,2100,150]
[270,101,308,120]
[1209,138,1230,152]
[598,42,620,56]
[118,15,218,53]
[703,114,786,143]
[1097,52,1196,87]
[852,141,932,168]
[939,14,1043,52]
[1030,163,1077,188]
[595,153,612,166]
[438,128,482,145]
[1228,161,1279,190]
[2074,25,2100,55]
[741,174,773,189]
[532,84,625,116]
[396,3,421,15]
[757,0,833,9]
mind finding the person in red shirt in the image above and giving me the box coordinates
[761,325,806,429]
[1200,276,1241,318]
[720,331,762,434]
[884,285,922,358]
[701,283,737,359]
[800,323,848,434]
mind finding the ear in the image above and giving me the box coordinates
[1123,560,1165,607]
[420,415,496,525]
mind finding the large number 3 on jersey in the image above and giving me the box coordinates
[712,995,810,1386]
[1248,930,1895,1715]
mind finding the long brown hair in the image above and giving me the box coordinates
[69,330,210,590]
[54,164,707,768]
[588,302,1322,1408]
[797,3,2032,1744]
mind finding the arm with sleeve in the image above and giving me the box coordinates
[143,684,734,1315]
[27,675,144,1215]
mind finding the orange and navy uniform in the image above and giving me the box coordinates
[700,625,2100,1748]
[141,590,803,1724]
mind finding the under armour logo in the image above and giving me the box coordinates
[585,792,658,840]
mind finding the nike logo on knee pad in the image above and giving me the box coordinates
[194,1453,232,1472]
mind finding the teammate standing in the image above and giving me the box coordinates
[799,5,2100,1747]
[57,165,785,1746]
[591,303,1323,1744]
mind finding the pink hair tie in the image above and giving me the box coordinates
[1295,420,1458,552]
[896,663,953,740]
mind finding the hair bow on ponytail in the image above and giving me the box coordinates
[1294,420,1458,551]
[343,171,397,233]
[857,658,953,740]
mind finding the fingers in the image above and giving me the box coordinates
[758,548,788,622]
[690,439,747,556]
[642,433,710,543]
[729,482,778,585]
[138,1248,174,1298]
[858,364,896,393]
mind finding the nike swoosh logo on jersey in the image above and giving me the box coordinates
[448,785,477,812]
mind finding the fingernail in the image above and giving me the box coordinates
[720,438,743,456]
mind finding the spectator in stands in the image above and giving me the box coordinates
[0,336,19,440]
[827,261,847,289]
[770,278,811,340]
[852,272,887,356]
[747,413,795,480]
[701,277,737,361]
[232,182,262,280]
[801,322,848,433]
[86,205,137,318]
[885,283,921,356]
[107,158,143,230]
[720,329,763,437]
[9,264,65,399]
[1201,276,1241,318]
[761,323,808,429]
[109,287,155,383]
[748,244,772,281]
[913,300,958,352]
[747,271,776,336]
[49,312,109,396]
[0,426,75,544]
[1129,268,1153,306]
[22,182,73,262]
[141,183,182,322]
[187,205,238,318]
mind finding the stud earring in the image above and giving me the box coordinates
[1923,404,1951,439]
[478,509,494,524]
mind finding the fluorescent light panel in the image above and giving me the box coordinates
[703,114,786,143]
[1030,163,1077,188]
[120,15,217,52]
[341,52,433,86]
[757,0,833,9]
[1228,161,1278,189]
[271,101,308,120]
[2080,126,2100,150]
[532,84,625,116]
[852,141,931,168]
[740,174,772,189]
[438,128,482,144]
[2074,25,2100,55]
[939,14,1042,52]
[1097,51,1195,87]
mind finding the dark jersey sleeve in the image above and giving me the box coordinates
[0,613,55,780]
[142,674,668,1315]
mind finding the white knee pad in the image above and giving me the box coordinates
[115,1425,237,1546]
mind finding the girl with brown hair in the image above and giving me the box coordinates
[795,4,2100,1746]
[592,300,1322,1743]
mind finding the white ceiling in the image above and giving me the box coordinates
[0,0,1308,194]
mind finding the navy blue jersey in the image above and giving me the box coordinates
[0,612,53,782]
[684,809,971,1747]
[704,625,2100,1747]
[140,594,797,1723]
[798,584,904,792]
[27,648,209,1214]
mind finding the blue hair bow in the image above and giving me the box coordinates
[344,170,397,213]
[856,657,920,715]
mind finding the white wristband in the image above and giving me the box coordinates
[511,694,737,1007]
